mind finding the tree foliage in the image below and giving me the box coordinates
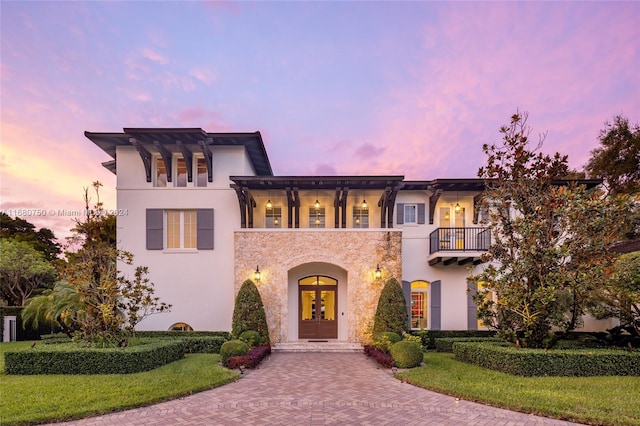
[373,277,409,338]
[0,212,61,261]
[471,112,631,348]
[0,239,57,306]
[22,182,170,346]
[586,115,640,196]
[589,252,640,338]
[231,279,270,345]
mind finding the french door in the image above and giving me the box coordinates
[298,275,338,339]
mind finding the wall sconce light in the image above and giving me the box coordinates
[267,191,273,210]
[455,192,461,213]
[362,190,368,210]
[274,217,279,226]
[375,264,382,280]
[254,265,261,282]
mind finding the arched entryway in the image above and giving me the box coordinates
[287,262,348,342]
[298,275,338,339]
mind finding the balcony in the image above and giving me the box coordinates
[428,227,490,266]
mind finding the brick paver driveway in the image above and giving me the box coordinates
[51,353,582,426]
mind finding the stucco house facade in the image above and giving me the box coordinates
[85,128,613,344]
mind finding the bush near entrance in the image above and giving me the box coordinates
[232,279,270,345]
[372,278,410,338]
[453,341,640,377]
[220,339,249,365]
[390,340,423,368]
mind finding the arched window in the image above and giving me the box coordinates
[168,322,194,331]
[410,280,429,329]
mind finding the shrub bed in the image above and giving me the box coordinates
[364,345,394,368]
[226,344,271,369]
[453,341,640,377]
[4,340,185,375]
[434,337,506,353]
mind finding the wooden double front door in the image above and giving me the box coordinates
[298,275,338,339]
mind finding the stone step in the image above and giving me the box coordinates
[273,341,363,353]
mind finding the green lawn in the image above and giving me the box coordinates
[0,341,239,426]
[396,352,640,426]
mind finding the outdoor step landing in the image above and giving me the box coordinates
[273,341,363,353]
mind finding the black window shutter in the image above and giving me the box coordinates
[431,280,441,330]
[397,203,405,224]
[146,209,163,250]
[197,209,214,250]
[417,203,426,224]
[467,281,478,330]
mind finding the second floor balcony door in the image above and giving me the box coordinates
[439,206,466,250]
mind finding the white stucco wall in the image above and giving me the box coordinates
[116,145,251,331]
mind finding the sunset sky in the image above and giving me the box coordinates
[1,1,638,241]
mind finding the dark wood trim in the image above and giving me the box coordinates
[198,138,214,182]
[334,188,341,228]
[428,257,442,266]
[443,257,458,266]
[428,188,443,224]
[458,257,474,266]
[176,141,193,183]
[129,138,152,182]
[153,140,173,182]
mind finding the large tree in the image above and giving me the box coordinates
[586,115,640,196]
[0,239,57,306]
[471,112,631,348]
[22,182,170,346]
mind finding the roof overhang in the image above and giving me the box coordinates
[229,175,405,190]
[85,128,273,176]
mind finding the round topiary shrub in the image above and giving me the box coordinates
[390,340,423,368]
[372,278,410,339]
[239,330,261,347]
[220,339,249,363]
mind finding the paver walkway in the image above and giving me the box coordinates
[50,353,583,426]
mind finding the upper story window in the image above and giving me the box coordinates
[175,157,188,187]
[266,206,282,228]
[397,203,425,225]
[155,157,167,187]
[153,154,208,188]
[166,210,197,249]
[196,156,207,187]
[404,204,417,224]
[309,207,325,228]
[353,206,369,228]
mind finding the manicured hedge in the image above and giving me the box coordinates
[182,336,227,354]
[410,330,495,349]
[453,341,640,377]
[434,337,506,353]
[40,333,72,344]
[4,340,185,375]
[133,330,231,339]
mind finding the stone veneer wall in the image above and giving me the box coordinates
[234,230,402,344]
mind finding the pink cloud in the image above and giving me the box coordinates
[141,48,168,64]
[189,68,216,86]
